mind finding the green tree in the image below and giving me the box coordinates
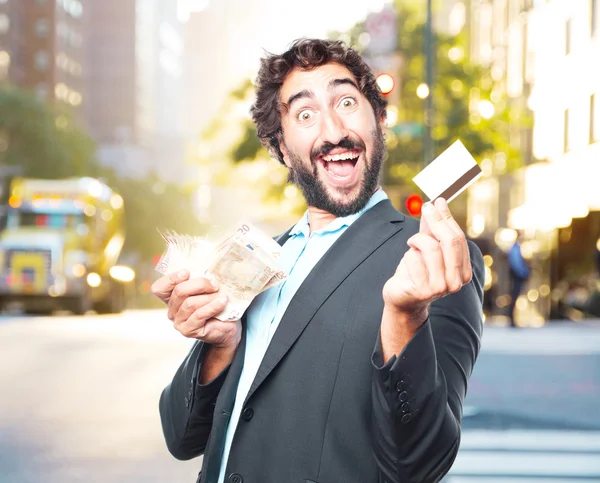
[0,85,95,178]
[0,85,201,263]
[104,172,203,262]
[381,3,527,189]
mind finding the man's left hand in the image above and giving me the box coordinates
[382,198,473,326]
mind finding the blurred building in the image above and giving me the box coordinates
[183,8,231,141]
[467,0,600,323]
[182,0,267,138]
[0,0,84,116]
[84,0,189,184]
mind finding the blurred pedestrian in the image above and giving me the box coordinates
[154,39,484,483]
[507,232,531,327]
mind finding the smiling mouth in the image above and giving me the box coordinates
[319,150,361,179]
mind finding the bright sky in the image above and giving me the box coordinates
[254,0,391,50]
[234,0,391,79]
[178,0,392,131]
[180,0,391,54]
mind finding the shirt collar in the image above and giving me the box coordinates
[289,188,388,238]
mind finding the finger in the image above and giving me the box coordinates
[434,198,472,282]
[403,248,429,292]
[167,277,219,321]
[419,209,433,237]
[420,202,464,291]
[151,270,189,302]
[178,296,229,338]
[183,316,239,343]
[408,234,448,295]
[174,292,222,326]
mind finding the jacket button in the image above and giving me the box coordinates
[228,473,243,483]
[401,402,410,412]
[395,381,404,392]
[398,391,408,402]
[242,407,254,421]
[401,413,412,424]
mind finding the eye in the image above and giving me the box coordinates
[339,97,357,109]
[297,109,314,122]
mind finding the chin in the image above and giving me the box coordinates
[327,184,362,204]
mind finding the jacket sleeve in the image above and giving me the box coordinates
[371,240,485,483]
[159,340,231,460]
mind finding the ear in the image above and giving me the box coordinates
[378,111,387,131]
[279,140,291,168]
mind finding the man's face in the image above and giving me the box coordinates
[279,63,386,218]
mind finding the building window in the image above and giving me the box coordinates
[54,82,68,100]
[564,108,570,153]
[35,18,50,38]
[0,13,9,35]
[60,0,83,18]
[69,31,82,49]
[592,0,598,37]
[592,94,598,143]
[0,50,10,80]
[565,18,572,55]
[34,50,50,71]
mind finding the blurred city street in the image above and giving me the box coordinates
[1,310,599,482]
[0,310,200,483]
[1,0,600,480]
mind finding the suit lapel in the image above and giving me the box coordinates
[244,200,404,403]
[275,226,293,245]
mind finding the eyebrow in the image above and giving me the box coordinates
[284,77,361,112]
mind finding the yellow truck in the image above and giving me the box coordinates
[0,177,134,314]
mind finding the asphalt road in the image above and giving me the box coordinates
[0,310,200,483]
[1,310,599,483]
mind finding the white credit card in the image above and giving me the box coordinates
[412,140,483,203]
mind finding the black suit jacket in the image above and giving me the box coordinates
[159,199,484,483]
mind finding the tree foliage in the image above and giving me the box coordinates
[0,85,95,178]
[0,86,200,262]
[381,3,528,187]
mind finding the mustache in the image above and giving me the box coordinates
[311,137,366,161]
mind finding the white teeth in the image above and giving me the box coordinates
[322,152,360,162]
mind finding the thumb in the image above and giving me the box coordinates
[152,269,189,300]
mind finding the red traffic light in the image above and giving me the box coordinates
[376,73,395,95]
[405,194,424,216]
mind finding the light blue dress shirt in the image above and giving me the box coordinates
[217,189,388,483]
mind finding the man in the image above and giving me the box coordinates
[155,39,484,483]
[507,232,531,327]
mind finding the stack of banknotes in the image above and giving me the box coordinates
[155,222,287,321]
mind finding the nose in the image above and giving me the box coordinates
[321,109,349,146]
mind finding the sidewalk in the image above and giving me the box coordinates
[485,314,600,329]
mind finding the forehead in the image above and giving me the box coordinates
[280,63,359,102]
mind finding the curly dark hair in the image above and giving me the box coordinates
[250,38,388,165]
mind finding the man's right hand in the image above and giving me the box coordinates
[151,270,241,350]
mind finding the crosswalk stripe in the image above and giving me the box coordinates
[449,451,600,478]
[458,430,600,451]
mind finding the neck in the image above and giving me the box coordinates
[307,206,337,234]
[305,186,382,234]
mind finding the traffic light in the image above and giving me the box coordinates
[405,193,424,217]
[376,73,395,96]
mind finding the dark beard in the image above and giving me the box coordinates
[286,127,386,218]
